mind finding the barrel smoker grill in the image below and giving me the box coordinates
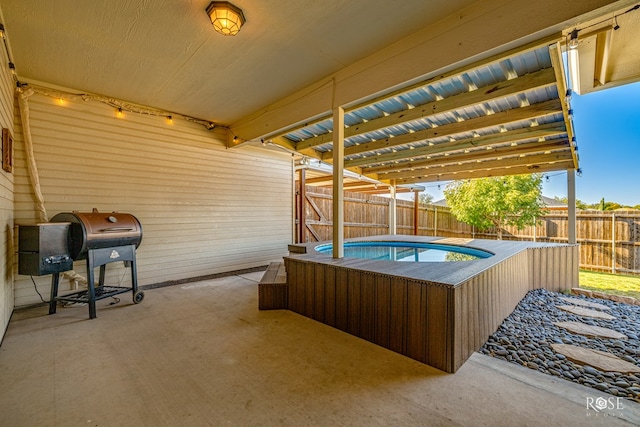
[19,209,144,319]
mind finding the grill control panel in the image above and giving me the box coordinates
[44,255,72,265]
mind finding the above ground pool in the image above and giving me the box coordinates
[285,236,579,372]
[314,241,493,262]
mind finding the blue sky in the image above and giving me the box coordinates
[414,81,640,207]
[543,81,640,206]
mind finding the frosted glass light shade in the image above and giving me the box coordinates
[206,2,246,36]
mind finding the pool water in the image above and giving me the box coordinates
[314,241,493,262]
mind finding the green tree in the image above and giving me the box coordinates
[414,192,434,206]
[598,197,623,211]
[444,174,546,239]
[553,196,587,210]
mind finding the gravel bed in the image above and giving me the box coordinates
[480,288,640,403]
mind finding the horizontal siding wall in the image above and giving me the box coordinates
[0,41,14,339]
[13,88,292,307]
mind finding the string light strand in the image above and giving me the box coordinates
[26,83,217,130]
[0,22,218,131]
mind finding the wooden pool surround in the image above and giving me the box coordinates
[283,236,578,373]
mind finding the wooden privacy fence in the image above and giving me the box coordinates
[296,185,640,275]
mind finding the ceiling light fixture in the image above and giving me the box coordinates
[567,29,581,94]
[206,1,246,36]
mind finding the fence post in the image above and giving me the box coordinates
[389,186,397,235]
[299,170,306,243]
[413,190,419,235]
[612,212,616,274]
[434,206,438,237]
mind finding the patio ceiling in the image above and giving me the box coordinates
[2,0,636,192]
[268,38,579,190]
[259,2,640,192]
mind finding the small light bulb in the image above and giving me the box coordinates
[116,108,124,118]
[568,29,579,50]
[564,89,572,105]
[166,115,173,124]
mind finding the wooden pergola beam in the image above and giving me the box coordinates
[259,33,562,146]
[375,150,573,182]
[549,41,580,169]
[297,67,557,152]
[348,122,567,170]
[304,175,335,184]
[321,99,563,161]
[391,161,576,185]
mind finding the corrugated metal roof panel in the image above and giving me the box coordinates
[279,42,576,186]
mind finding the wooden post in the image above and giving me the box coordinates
[567,169,577,244]
[434,206,438,237]
[389,186,397,235]
[333,106,344,258]
[413,190,419,235]
[612,212,616,274]
[299,168,306,243]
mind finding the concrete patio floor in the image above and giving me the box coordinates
[1,271,639,426]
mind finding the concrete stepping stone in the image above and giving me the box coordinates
[551,344,640,373]
[553,321,627,339]
[559,296,610,310]
[556,305,616,320]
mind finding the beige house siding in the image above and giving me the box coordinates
[13,88,292,308]
[0,45,14,337]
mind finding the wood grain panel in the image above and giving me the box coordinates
[347,270,361,336]
[285,243,577,373]
[426,284,451,372]
[335,268,349,331]
[389,278,406,354]
[304,262,315,318]
[359,273,376,342]
[324,266,336,327]
[374,275,391,349]
[406,280,426,363]
[294,261,306,313]
[313,263,325,322]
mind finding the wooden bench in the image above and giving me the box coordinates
[258,262,288,310]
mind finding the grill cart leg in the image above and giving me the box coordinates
[98,264,106,287]
[130,253,144,304]
[48,272,60,315]
[86,251,97,319]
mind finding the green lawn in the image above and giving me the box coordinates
[579,270,640,300]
